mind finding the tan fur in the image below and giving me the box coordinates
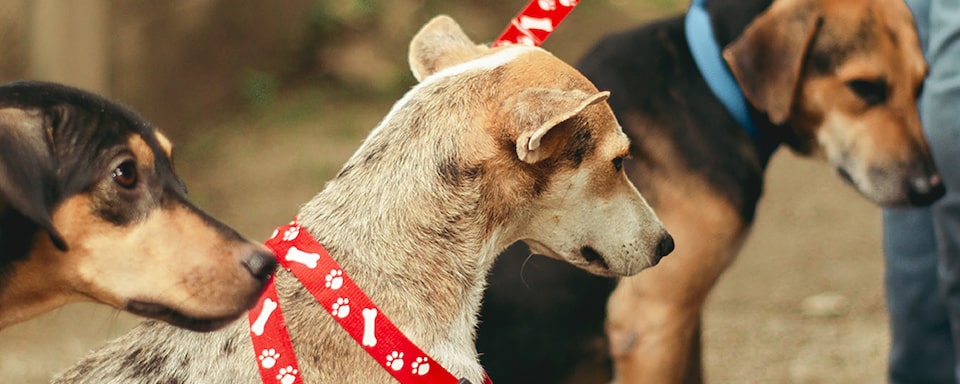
[607,0,931,382]
[155,130,174,157]
[55,15,670,384]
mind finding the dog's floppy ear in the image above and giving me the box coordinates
[508,89,610,164]
[0,108,68,251]
[409,15,488,82]
[722,0,822,125]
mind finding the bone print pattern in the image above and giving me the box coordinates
[285,247,321,269]
[248,280,303,384]
[249,221,463,384]
[493,0,579,47]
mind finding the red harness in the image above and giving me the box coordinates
[247,2,579,382]
[248,220,487,384]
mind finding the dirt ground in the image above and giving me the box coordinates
[0,4,892,382]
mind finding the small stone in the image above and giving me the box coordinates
[801,292,849,318]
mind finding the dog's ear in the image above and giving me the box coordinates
[722,0,822,125]
[0,108,68,251]
[409,15,488,82]
[509,89,610,164]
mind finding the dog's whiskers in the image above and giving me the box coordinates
[519,251,537,289]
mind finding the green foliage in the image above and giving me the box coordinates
[240,70,280,108]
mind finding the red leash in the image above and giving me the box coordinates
[248,2,581,383]
[493,0,580,47]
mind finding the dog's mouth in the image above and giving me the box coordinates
[524,240,616,274]
[126,301,240,332]
[836,166,855,186]
[835,164,947,207]
[580,246,611,270]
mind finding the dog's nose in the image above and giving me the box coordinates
[656,233,675,258]
[907,174,946,206]
[242,249,278,281]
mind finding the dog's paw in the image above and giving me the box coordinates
[385,351,405,371]
[276,366,299,384]
[331,297,350,318]
[325,269,344,290]
[411,356,431,376]
[258,348,280,369]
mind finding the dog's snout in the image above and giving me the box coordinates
[907,174,946,206]
[242,249,278,281]
[656,233,675,258]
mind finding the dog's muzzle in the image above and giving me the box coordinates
[581,234,675,272]
[581,246,611,269]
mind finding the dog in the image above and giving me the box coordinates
[475,0,942,382]
[0,81,277,332]
[53,15,674,384]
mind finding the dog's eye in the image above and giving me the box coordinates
[846,79,887,106]
[612,157,624,172]
[112,160,138,189]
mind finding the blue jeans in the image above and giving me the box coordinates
[884,0,960,382]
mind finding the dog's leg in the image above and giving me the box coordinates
[607,190,746,384]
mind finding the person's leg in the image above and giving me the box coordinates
[924,2,960,380]
[884,207,956,384]
[882,2,958,383]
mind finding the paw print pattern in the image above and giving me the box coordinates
[276,366,299,384]
[385,351,405,371]
[282,226,300,241]
[410,356,431,376]
[258,349,280,369]
[325,269,344,290]
[331,298,350,318]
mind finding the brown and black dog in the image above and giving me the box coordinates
[0,81,276,332]
[477,0,941,382]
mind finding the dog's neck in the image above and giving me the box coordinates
[291,69,517,381]
[0,206,43,303]
[709,0,803,157]
[0,209,71,328]
[0,206,37,264]
[696,0,781,158]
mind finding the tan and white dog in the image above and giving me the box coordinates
[54,15,673,384]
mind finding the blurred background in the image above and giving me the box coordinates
[0,0,888,382]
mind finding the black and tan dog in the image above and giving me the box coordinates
[0,81,276,332]
[477,0,942,382]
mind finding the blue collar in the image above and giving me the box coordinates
[684,0,758,139]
